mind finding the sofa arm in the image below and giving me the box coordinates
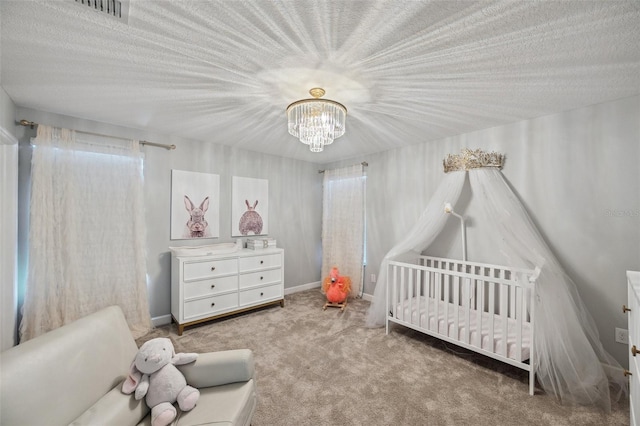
[177,349,255,388]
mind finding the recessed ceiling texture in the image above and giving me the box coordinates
[1,0,639,163]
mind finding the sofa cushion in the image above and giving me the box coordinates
[70,381,150,426]
[0,306,139,426]
[177,349,255,388]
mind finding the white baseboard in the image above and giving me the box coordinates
[151,281,363,327]
[284,281,321,295]
[285,281,373,302]
[152,282,322,327]
[151,314,172,327]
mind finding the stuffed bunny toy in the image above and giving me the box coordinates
[122,338,200,426]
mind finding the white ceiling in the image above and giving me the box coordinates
[2,1,639,164]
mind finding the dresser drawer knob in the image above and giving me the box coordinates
[260,260,264,264]
[260,292,264,296]
[623,304,632,313]
[211,266,216,271]
[260,276,264,280]
[633,345,638,357]
[624,369,633,377]
[211,302,215,307]
[211,284,215,289]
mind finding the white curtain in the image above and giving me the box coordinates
[366,166,625,411]
[20,125,152,341]
[321,165,365,297]
[1,130,19,350]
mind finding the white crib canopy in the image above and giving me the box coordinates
[366,149,626,412]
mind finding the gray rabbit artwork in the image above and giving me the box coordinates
[183,195,211,238]
[239,200,263,235]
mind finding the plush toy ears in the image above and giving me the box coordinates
[122,361,142,394]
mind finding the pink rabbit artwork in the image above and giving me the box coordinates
[239,200,263,235]
[183,195,211,238]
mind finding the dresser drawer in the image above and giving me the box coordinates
[239,283,282,306]
[239,268,281,289]
[172,248,284,335]
[184,275,238,299]
[184,292,238,320]
[183,258,238,281]
[239,253,281,272]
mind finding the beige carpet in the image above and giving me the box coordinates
[138,289,629,426]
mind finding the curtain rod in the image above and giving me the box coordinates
[318,161,368,174]
[18,119,176,150]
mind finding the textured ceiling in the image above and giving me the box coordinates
[1,1,639,164]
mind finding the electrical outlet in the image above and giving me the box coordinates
[371,274,377,283]
[615,327,629,344]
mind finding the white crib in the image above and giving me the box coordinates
[386,255,540,395]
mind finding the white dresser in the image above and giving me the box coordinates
[171,248,284,335]
[627,270,640,425]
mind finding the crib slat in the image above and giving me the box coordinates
[488,281,496,352]
[510,271,516,318]
[477,278,484,349]
[435,271,441,334]
[416,269,422,328]
[444,271,450,337]
[463,277,470,345]
[421,270,426,328]
[491,268,506,353]
[453,274,460,342]
[500,282,509,358]
[400,267,406,322]
[408,267,414,326]
[426,270,432,331]
[516,285,523,362]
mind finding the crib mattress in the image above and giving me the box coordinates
[394,297,531,361]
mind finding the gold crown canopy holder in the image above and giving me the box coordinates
[443,148,505,173]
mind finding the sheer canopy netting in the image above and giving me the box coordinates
[365,171,466,327]
[470,168,625,411]
[365,167,626,411]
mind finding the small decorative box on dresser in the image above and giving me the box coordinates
[626,270,640,425]
[171,248,284,335]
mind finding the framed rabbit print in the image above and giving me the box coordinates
[232,176,268,236]
[171,170,220,240]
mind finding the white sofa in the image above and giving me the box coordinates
[0,306,257,425]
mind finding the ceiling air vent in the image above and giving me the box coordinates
[74,0,129,22]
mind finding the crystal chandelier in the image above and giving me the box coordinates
[286,88,347,153]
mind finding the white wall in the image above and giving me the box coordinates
[12,95,639,366]
[142,138,324,322]
[15,107,324,325]
[332,95,639,367]
[0,87,18,350]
